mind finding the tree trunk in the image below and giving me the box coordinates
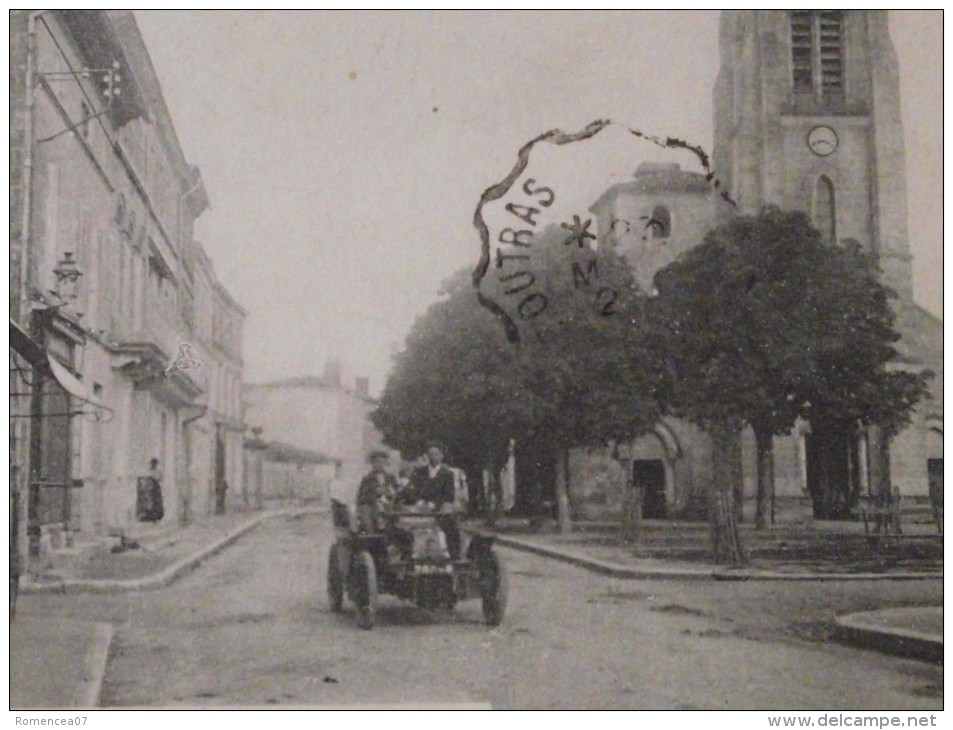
[754,425,775,530]
[709,425,747,564]
[620,481,642,546]
[482,457,502,529]
[867,425,900,536]
[554,448,573,534]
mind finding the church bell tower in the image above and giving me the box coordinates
[712,10,913,302]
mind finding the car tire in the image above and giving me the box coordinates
[353,551,377,630]
[480,550,508,626]
[327,544,344,613]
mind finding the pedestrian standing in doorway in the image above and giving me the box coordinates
[137,458,165,522]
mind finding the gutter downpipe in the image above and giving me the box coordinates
[19,11,49,571]
[18,11,49,326]
[181,406,208,525]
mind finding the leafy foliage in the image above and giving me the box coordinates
[644,206,931,439]
[373,226,661,472]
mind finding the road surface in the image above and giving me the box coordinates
[19,513,943,709]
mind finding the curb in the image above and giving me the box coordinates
[76,622,114,708]
[494,535,712,580]
[832,610,943,663]
[494,535,945,582]
[20,510,300,595]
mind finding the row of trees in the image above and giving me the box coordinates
[373,208,931,561]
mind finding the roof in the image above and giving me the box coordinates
[192,241,247,316]
[244,375,377,403]
[244,438,341,465]
[912,303,943,327]
[589,162,711,212]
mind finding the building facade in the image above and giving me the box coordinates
[10,11,245,570]
[568,10,942,522]
[713,9,942,516]
[243,360,384,489]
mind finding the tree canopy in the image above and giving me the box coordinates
[645,206,929,436]
[372,226,661,474]
[642,206,932,527]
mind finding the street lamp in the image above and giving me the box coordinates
[52,252,82,302]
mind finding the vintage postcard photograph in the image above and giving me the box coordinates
[8,10,943,714]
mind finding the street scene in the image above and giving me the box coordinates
[9,10,944,713]
[15,513,945,710]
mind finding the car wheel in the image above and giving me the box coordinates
[480,550,508,626]
[327,544,344,612]
[353,551,377,630]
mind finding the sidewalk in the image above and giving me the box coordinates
[12,508,322,709]
[483,518,943,581]
[21,507,318,594]
[11,615,114,709]
[833,607,943,663]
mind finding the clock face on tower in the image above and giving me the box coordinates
[807,126,838,157]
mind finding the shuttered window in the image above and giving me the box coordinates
[791,11,814,93]
[790,11,844,102]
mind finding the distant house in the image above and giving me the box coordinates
[242,434,339,508]
[243,359,384,490]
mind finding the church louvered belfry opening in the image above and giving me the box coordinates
[790,10,844,104]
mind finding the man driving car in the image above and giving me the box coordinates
[407,442,461,558]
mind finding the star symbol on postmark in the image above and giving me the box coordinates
[561,215,597,248]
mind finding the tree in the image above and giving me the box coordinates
[372,268,525,491]
[510,227,662,533]
[645,206,931,541]
[373,226,661,529]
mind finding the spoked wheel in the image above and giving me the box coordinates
[327,544,344,613]
[352,551,378,630]
[479,550,508,626]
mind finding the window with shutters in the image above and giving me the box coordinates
[790,11,844,103]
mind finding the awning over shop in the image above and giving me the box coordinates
[11,319,109,411]
[47,358,106,409]
[9,319,45,366]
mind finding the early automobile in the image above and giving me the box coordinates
[327,499,507,629]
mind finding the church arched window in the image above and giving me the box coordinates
[650,205,671,239]
[813,176,836,242]
[791,11,844,102]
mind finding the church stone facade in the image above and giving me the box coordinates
[568,10,942,522]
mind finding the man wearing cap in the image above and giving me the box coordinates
[356,450,399,531]
[408,442,461,557]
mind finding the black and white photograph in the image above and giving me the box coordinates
[8,9,944,714]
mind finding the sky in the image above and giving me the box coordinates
[133,10,943,394]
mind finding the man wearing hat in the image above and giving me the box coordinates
[356,450,400,531]
[408,441,461,557]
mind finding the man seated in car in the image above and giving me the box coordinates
[356,450,400,532]
[406,441,461,558]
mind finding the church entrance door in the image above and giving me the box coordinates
[633,459,667,519]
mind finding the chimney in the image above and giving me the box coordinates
[324,358,342,388]
[355,377,369,398]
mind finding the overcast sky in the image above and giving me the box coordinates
[134,10,943,393]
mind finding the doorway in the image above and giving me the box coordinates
[633,459,666,519]
[805,420,860,520]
